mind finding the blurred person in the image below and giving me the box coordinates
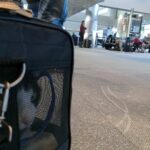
[132,35,143,51]
[79,20,86,47]
[95,33,98,47]
[38,0,68,26]
[25,0,68,26]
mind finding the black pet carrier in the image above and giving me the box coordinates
[0,6,74,150]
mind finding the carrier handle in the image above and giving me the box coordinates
[0,63,26,88]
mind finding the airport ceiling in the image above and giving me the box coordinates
[102,0,150,14]
[68,0,104,16]
[68,0,150,16]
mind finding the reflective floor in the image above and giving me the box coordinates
[71,47,150,150]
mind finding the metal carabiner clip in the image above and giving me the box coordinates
[0,120,13,142]
[0,63,26,142]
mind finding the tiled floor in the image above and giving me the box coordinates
[71,47,150,150]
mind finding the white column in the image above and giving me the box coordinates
[84,4,99,48]
[127,8,134,37]
[92,4,99,48]
[84,9,93,40]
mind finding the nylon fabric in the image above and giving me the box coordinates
[0,11,73,150]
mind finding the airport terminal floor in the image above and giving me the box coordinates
[71,47,150,150]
